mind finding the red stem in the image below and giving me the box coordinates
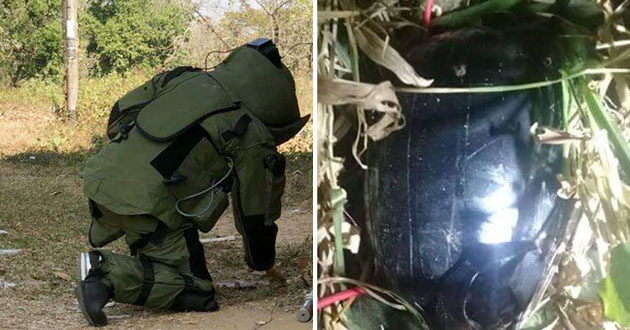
[317,287,366,310]
[423,0,435,29]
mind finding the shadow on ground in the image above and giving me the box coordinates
[0,147,313,329]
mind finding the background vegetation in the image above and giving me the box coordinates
[0,1,313,327]
[0,0,313,156]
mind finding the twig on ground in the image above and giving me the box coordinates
[252,301,281,330]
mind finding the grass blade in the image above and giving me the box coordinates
[582,82,630,178]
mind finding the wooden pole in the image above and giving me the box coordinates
[63,0,78,121]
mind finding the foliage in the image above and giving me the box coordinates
[0,0,191,84]
[599,242,630,326]
[81,0,190,75]
[175,0,312,75]
[0,0,312,155]
[0,0,63,84]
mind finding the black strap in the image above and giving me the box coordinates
[183,228,213,281]
[161,66,201,88]
[129,221,168,256]
[106,102,122,140]
[134,258,155,306]
[221,114,252,142]
[150,125,207,181]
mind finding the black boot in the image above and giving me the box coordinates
[170,290,220,312]
[75,275,113,327]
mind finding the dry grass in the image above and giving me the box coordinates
[0,71,313,328]
[317,0,630,329]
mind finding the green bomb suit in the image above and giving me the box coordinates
[76,44,308,326]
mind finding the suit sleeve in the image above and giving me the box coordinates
[230,144,286,271]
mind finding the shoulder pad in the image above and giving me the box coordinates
[136,73,240,141]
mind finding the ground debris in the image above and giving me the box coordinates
[216,280,267,289]
[52,271,71,281]
[0,278,16,288]
[252,301,280,330]
[200,235,237,244]
[0,230,7,235]
[0,249,21,255]
[109,314,130,319]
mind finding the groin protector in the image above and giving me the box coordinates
[362,27,571,329]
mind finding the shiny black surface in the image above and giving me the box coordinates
[364,28,567,329]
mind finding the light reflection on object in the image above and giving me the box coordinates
[478,164,518,213]
[479,207,519,243]
[480,183,517,213]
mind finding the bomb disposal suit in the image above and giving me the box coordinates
[75,39,309,326]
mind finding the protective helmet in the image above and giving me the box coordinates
[210,38,310,145]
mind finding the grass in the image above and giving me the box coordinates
[317,0,630,329]
[0,71,313,328]
[0,69,313,157]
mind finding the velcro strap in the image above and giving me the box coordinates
[134,258,155,306]
[221,114,252,142]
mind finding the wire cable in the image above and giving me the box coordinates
[175,157,234,218]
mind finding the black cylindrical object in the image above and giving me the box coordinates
[363,27,568,329]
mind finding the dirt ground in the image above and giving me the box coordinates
[0,103,314,329]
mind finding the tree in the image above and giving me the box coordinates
[177,0,312,73]
[0,0,63,84]
[81,0,191,74]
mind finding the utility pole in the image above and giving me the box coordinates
[63,0,78,121]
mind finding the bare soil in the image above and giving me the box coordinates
[0,102,314,329]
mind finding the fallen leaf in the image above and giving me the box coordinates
[53,271,72,281]
[296,257,311,274]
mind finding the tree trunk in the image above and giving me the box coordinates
[63,0,79,121]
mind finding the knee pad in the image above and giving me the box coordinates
[94,251,216,310]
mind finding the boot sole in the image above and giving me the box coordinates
[75,284,108,327]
